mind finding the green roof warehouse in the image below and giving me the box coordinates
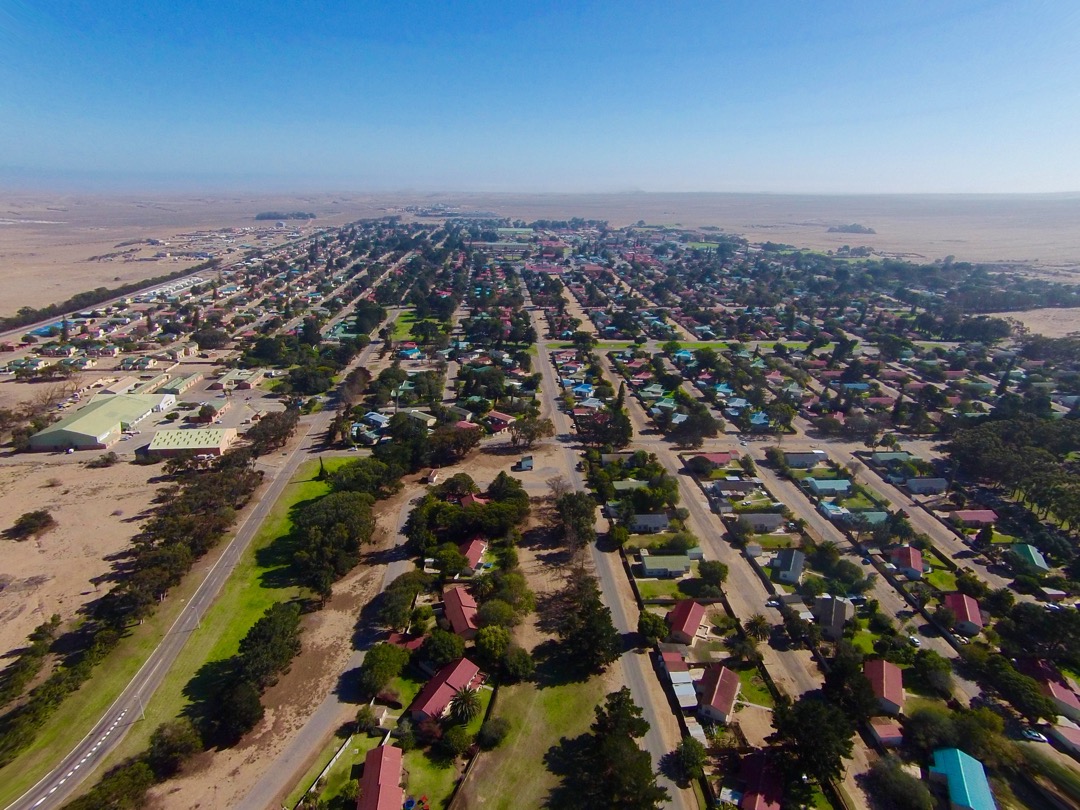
[28,394,175,451]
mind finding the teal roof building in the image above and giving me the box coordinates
[930,748,995,810]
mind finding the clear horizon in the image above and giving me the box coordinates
[2,1,1078,194]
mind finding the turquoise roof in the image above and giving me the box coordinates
[931,748,995,810]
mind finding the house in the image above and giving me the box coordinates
[689,451,738,469]
[1010,543,1051,572]
[631,514,670,533]
[363,411,391,430]
[954,509,998,527]
[812,595,854,640]
[891,546,925,580]
[486,411,515,432]
[640,550,692,578]
[442,586,479,640]
[410,658,483,721]
[739,752,783,810]
[943,593,983,636]
[784,449,827,468]
[1048,719,1080,758]
[424,468,441,485]
[865,658,905,715]
[772,548,805,584]
[806,478,852,496]
[741,512,785,533]
[869,718,904,748]
[405,409,436,428]
[666,600,706,645]
[356,745,404,810]
[458,536,487,572]
[1018,660,1080,722]
[929,748,996,810]
[696,664,741,724]
[660,650,689,676]
[907,477,949,495]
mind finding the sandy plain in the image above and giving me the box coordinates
[3,191,1080,320]
[1008,306,1080,338]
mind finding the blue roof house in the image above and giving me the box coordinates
[807,478,852,496]
[930,748,996,810]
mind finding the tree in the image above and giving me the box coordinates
[421,628,465,669]
[475,625,511,668]
[866,757,933,810]
[698,560,729,588]
[745,614,772,641]
[477,598,517,629]
[770,697,854,784]
[637,611,668,645]
[213,678,265,744]
[502,646,535,682]
[147,718,202,778]
[554,491,597,551]
[478,717,510,749]
[509,416,556,448]
[674,736,707,781]
[440,724,474,758]
[555,571,620,672]
[358,642,410,696]
[448,686,482,725]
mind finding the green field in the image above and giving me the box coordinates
[926,569,958,593]
[94,457,350,773]
[455,673,607,810]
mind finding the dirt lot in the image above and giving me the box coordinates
[0,456,158,657]
[1009,306,1080,337]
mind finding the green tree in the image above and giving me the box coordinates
[637,611,668,645]
[866,757,933,810]
[675,736,707,781]
[420,629,464,669]
[502,646,535,682]
[770,697,854,784]
[475,625,511,667]
[745,614,772,641]
[448,686,482,725]
[147,717,203,778]
[698,560,729,588]
[358,642,410,696]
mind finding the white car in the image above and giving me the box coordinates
[908,635,921,647]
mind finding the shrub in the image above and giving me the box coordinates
[440,724,474,758]
[6,509,57,540]
[477,717,511,750]
[502,646,535,682]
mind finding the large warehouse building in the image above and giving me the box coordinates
[147,428,237,457]
[29,393,174,451]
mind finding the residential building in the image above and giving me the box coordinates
[696,664,740,724]
[869,718,904,748]
[442,586,479,640]
[356,745,404,810]
[806,478,852,496]
[458,536,486,573]
[953,510,998,527]
[640,550,692,578]
[741,512,786,533]
[812,595,854,640]
[666,600,706,645]
[772,548,805,584]
[929,748,996,810]
[907,477,949,495]
[739,752,783,810]
[409,658,483,721]
[784,449,827,468]
[865,658,905,715]
[891,546,925,580]
[1010,543,1051,572]
[943,593,983,636]
[631,514,670,533]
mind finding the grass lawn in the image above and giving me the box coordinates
[388,668,427,710]
[317,733,382,804]
[624,531,681,552]
[839,493,877,511]
[403,748,459,809]
[849,629,880,655]
[455,673,606,809]
[686,241,721,250]
[755,533,797,549]
[733,663,776,708]
[636,578,686,600]
[926,569,958,592]
[991,529,1019,544]
[95,458,348,772]
[285,734,349,809]
[391,309,417,340]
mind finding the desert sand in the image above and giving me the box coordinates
[1008,306,1080,338]
[3,191,1080,319]
[0,456,158,656]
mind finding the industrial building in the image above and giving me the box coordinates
[147,428,237,457]
[29,394,173,451]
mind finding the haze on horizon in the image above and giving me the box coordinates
[1,0,1078,195]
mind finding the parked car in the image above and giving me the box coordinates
[908,635,921,647]
[1021,728,1048,743]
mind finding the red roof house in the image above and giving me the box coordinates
[696,664,741,724]
[890,546,924,579]
[1018,659,1080,722]
[356,744,404,810]
[689,451,738,468]
[954,509,998,527]
[443,586,479,640]
[943,593,983,636]
[865,658,905,715]
[740,752,783,810]
[458,536,487,571]
[869,718,904,747]
[410,657,483,721]
[666,600,706,645]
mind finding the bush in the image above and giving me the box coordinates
[502,646,535,682]
[440,724,474,758]
[6,509,57,540]
[359,643,410,696]
[147,717,203,778]
[477,717,511,750]
[866,757,933,810]
[356,704,380,734]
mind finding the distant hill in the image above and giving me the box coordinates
[827,223,875,234]
[255,211,316,221]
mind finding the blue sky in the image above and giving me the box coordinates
[1,0,1077,192]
